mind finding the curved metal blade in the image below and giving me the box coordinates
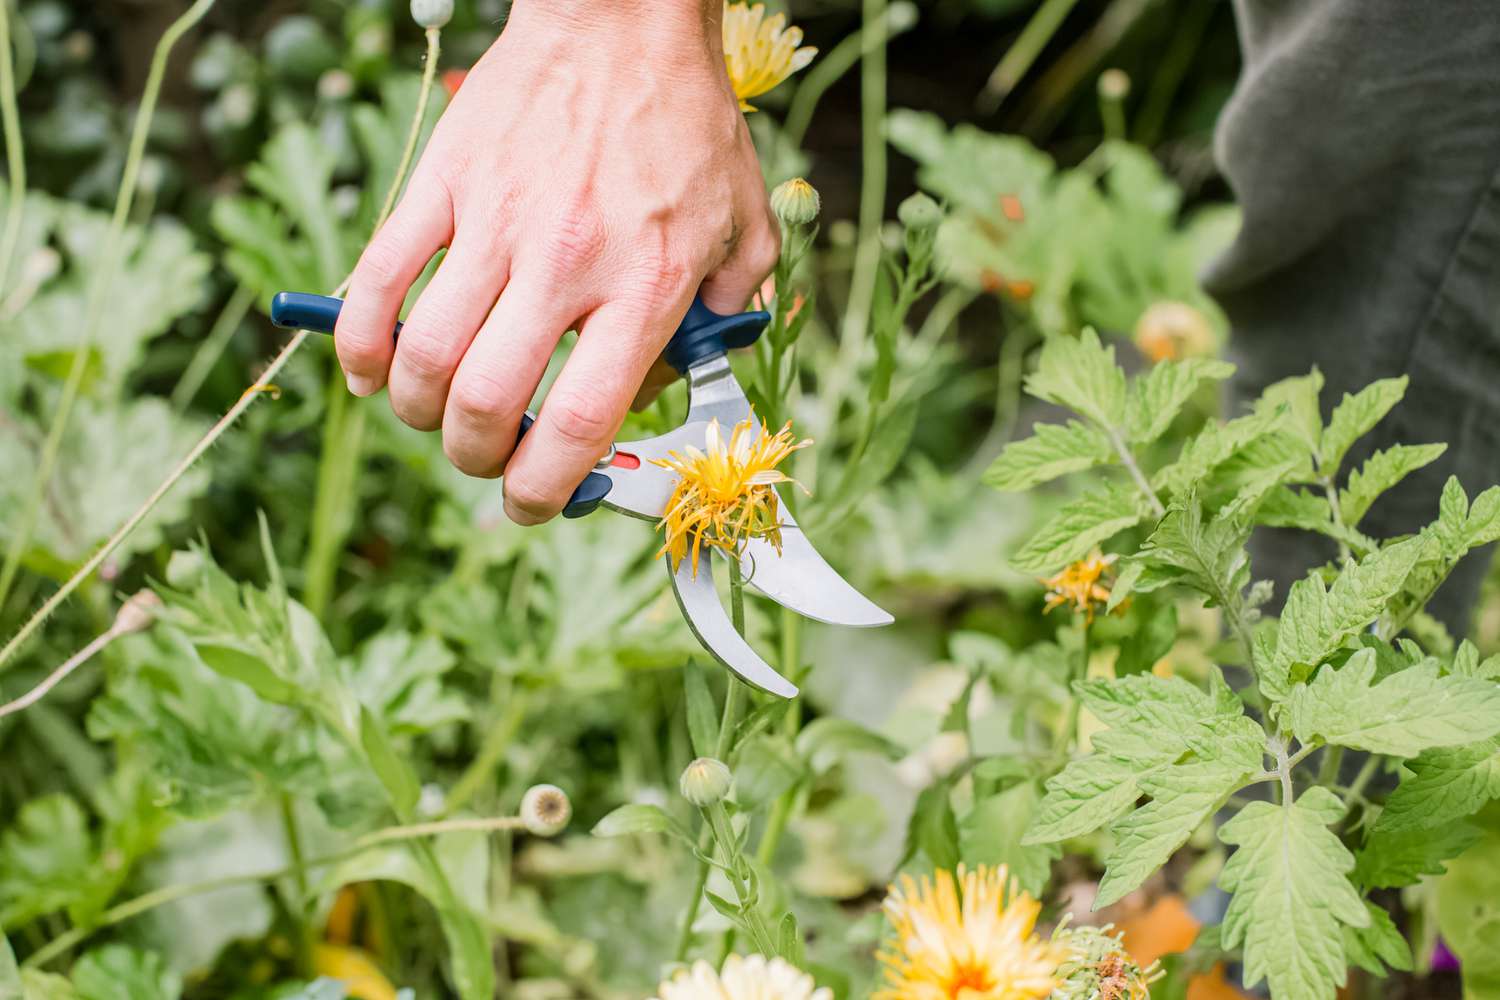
[669,553,798,699]
[738,494,893,627]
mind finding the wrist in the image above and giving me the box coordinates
[507,0,719,50]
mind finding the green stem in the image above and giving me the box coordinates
[377,28,440,226]
[23,813,526,970]
[978,0,1083,111]
[1132,0,1214,147]
[0,19,442,675]
[781,2,915,155]
[302,379,369,619]
[0,0,28,296]
[1317,745,1345,788]
[442,686,528,817]
[170,282,256,410]
[707,803,778,957]
[0,0,217,616]
[1341,755,1381,816]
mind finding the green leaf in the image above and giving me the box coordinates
[1258,369,1325,459]
[1265,538,1423,701]
[1437,832,1500,999]
[683,662,719,759]
[194,643,302,704]
[1153,408,1285,498]
[1376,737,1500,833]
[1339,443,1447,527]
[1023,329,1128,430]
[1353,822,1480,889]
[1128,495,1250,610]
[359,705,420,818]
[1289,649,1500,755]
[777,913,805,966]
[1,931,19,1000]
[1010,483,1150,574]
[1342,901,1413,976]
[1096,717,1263,907]
[1114,602,1177,676]
[0,795,92,930]
[794,718,902,773]
[72,946,180,1000]
[592,804,693,844]
[1464,484,1500,550]
[1024,756,1141,844]
[1218,788,1368,1000]
[1320,377,1408,476]
[1126,358,1234,444]
[961,781,1060,897]
[906,782,959,871]
[984,421,1113,493]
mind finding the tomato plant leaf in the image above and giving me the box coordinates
[1376,736,1500,833]
[1341,901,1413,976]
[1353,821,1480,889]
[1339,443,1447,527]
[984,421,1113,493]
[1024,329,1128,430]
[1126,357,1234,445]
[961,781,1059,897]
[1218,788,1368,1000]
[1320,377,1408,477]
[1010,482,1150,574]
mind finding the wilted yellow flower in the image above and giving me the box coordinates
[313,943,398,1000]
[653,954,832,1000]
[876,865,1065,1000]
[723,2,817,112]
[1050,924,1159,1000]
[1040,551,1118,623]
[1132,301,1215,363]
[654,417,811,577]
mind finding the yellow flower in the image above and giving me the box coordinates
[722,2,817,112]
[652,954,833,1000]
[313,943,398,1000]
[876,865,1065,1000]
[653,416,811,577]
[1040,551,1118,623]
[1132,301,1215,363]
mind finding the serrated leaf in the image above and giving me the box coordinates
[1153,408,1285,498]
[1010,483,1149,574]
[1114,602,1177,676]
[1023,329,1128,429]
[1128,495,1250,610]
[1353,822,1480,888]
[1126,358,1234,444]
[1024,756,1141,844]
[962,781,1060,897]
[1339,443,1446,527]
[71,945,181,1000]
[1342,901,1413,975]
[1257,369,1325,459]
[1265,538,1423,701]
[1218,788,1368,1000]
[1288,648,1500,755]
[0,795,92,930]
[1464,485,1500,549]
[1376,736,1500,833]
[1095,717,1263,907]
[984,421,1113,492]
[1320,377,1408,476]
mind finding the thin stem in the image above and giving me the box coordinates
[23,813,525,970]
[1105,425,1165,517]
[377,28,441,225]
[706,804,777,957]
[302,382,368,619]
[978,0,1083,111]
[0,0,28,296]
[0,626,116,720]
[170,282,256,410]
[1341,755,1381,816]
[0,25,442,674]
[1319,475,1353,564]
[0,0,217,615]
[1316,745,1345,788]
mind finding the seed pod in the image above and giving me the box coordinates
[113,590,162,636]
[897,192,942,232]
[1098,68,1131,101]
[410,0,454,29]
[679,757,732,807]
[520,784,571,837]
[770,178,821,227]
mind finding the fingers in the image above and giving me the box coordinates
[336,175,454,395]
[630,356,679,412]
[502,301,672,524]
[439,269,583,478]
[387,222,510,431]
[697,204,780,315]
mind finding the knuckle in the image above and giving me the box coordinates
[542,204,609,273]
[442,432,503,479]
[448,367,523,425]
[545,391,615,451]
[397,333,460,382]
[358,238,409,297]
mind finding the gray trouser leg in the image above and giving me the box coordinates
[1205,0,1500,633]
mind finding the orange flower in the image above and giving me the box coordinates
[1132,301,1215,363]
[1040,551,1118,623]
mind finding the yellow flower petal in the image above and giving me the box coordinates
[723,2,817,112]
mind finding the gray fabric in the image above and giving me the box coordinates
[1206,0,1500,633]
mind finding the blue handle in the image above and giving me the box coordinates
[269,291,610,519]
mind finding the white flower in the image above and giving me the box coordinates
[652,954,832,1000]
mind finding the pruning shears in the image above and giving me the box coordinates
[270,291,893,698]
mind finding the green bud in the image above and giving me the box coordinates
[770,178,821,227]
[410,0,454,29]
[1098,68,1131,101]
[519,783,571,837]
[897,192,942,231]
[679,757,732,807]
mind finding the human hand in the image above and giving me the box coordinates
[334,0,779,524]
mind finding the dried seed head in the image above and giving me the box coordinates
[897,192,942,232]
[679,757,732,807]
[410,0,453,29]
[771,177,821,227]
[113,590,162,636]
[520,784,572,837]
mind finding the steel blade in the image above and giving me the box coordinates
[738,494,893,627]
[669,552,799,698]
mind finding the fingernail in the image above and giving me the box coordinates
[346,373,379,397]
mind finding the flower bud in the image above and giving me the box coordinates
[770,178,821,227]
[1098,68,1131,102]
[519,783,571,837]
[112,590,161,636]
[410,0,453,30]
[679,757,732,807]
[1133,300,1215,363]
[897,192,942,232]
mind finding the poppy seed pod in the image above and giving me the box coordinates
[519,784,572,837]
[897,192,942,232]
[771,178,821,227]
[679,757,733,807]
[410,0,453,29]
